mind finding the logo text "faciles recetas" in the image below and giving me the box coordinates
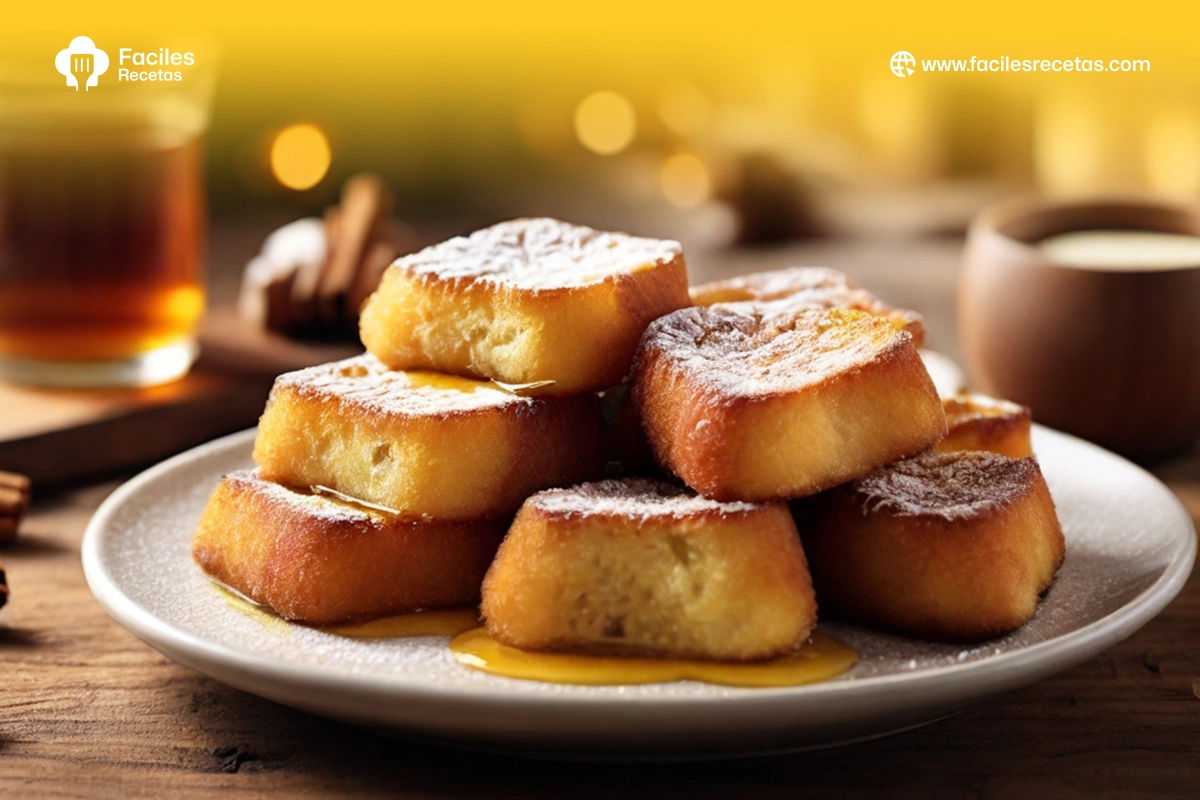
[117,48,195,82]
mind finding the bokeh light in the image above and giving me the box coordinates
[660,153,712,208]
[574,91,637,155]
[270,123,332,190]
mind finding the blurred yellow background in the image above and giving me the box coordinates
[5,1,1200,239]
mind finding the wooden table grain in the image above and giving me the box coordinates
[3,238,1199,798]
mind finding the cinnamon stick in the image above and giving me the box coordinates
[0,470,30,544]
[239,172,412,340]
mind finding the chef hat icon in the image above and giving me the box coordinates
[55,36,110,90]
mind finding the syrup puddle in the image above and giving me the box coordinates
[212,583,477,638]
[449,628,858,688]
[214,583,858,687]
[321,608,480,638]
[216,583,294,638]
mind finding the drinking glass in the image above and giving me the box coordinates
[0,52,213,387]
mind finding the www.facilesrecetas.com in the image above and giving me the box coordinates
[923,56,1150,74]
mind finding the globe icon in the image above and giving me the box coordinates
[890,51,916,78]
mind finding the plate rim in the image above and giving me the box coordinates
[82,425,1197,717]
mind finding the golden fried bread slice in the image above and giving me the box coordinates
[691,266,925,347]
[631,305,946,501]
[192,470,506,624]
[360,218,692,395]
[937,392,1033,458]
[797,451,1064,641]
[481,479,817,661]
[254,355,605,521]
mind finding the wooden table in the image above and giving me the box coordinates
[3,237,1199,798]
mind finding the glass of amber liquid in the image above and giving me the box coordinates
[0,65,210,387]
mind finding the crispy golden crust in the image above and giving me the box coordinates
[796,451,1065,641]
[691,266,925,348]
[937,392,1033,458]
[631,305,947,501]
[481,479,817,661]
[360,218,692,394]
[192,471,506,624]
[254,355,606,521]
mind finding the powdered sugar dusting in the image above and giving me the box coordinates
[222,469,384,524]
[390,218,681,290]
[273,354,532,416]
[692,266,922,329]
[853,451,1039,521]
[639,305,906,398]
[694,266,873,307]
[943,392,1030,427]
[696,267,859,302]
[529,478,768,521]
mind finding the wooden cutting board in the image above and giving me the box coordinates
[0,307,359,486]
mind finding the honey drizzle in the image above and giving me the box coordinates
[403,369,557,397]
[214,582,293,637]
[449,628,859,688]
[212,582,476,638]
[489,379,557,396]
[404,370,494,393]
[308,484,408,518]
[212,583,858,688]
[321,608,480,638]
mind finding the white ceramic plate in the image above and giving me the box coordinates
[82,426,1195,758]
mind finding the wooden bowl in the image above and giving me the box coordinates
[960,195,1200,462]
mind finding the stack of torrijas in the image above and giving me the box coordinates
[193,219,690,624]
